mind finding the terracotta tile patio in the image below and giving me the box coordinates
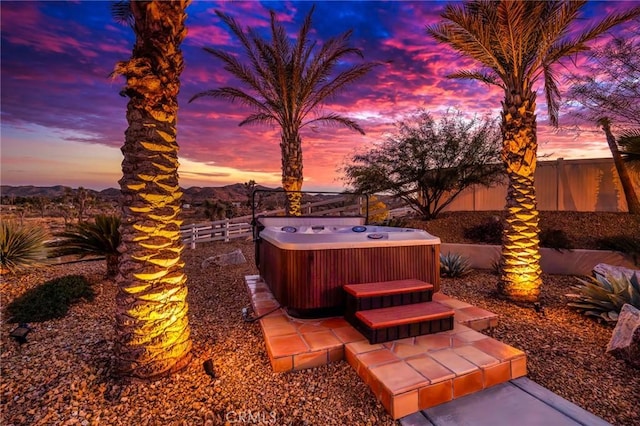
[244,275,526,419]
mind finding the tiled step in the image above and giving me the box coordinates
[344,279,434,322]
[345,324,527,419]
[344,279,434,299]
[351,302,455,344]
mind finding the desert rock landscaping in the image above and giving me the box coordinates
[2,236,639,425]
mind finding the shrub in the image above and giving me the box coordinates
[565,273,640,323]
[463,217,503,245]
[364,195,389,224]
[539,229,573,251]
[596,235,640,265]
[0,221,49,274]
[49,215,121,278]
[440,252,471,277]
[6,275,96,323]
[380,217,409,228]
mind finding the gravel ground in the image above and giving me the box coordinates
[2,237,639,425]
[1,241,392,426]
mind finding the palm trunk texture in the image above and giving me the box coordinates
[498,91,542,302]
[115,0,192,379]
[601,120,640,214]
[281,131,303,216]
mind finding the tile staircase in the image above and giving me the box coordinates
[244,275,527,420]
[344,279,454,344]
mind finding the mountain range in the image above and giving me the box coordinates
[0,184,277,204]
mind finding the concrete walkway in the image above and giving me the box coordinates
[400,377,611,426]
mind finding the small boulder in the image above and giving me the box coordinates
[593,263,639,281]
[606,303,640,368]
[201,248,247,268]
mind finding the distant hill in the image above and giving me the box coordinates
[1,184,278,204]
[1,185,73,198]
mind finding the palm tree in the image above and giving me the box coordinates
[49,215,121,279]
[565,34,640,213]
[190,6,379,216]
[599,118,640,213]
[111,0,192,379]
[427,0,640,302]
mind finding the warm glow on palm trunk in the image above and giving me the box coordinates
[498,96,542,302]
[281,133,303,216]
[114,0,192,379]
[499,174,542,302]
[116,122,193,378]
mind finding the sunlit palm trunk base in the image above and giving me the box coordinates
[498,174,542,302]
[116,183,193,378]
[116,118,192,379]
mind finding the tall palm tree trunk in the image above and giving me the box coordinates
[281,131,303,216]
[600,118,640,214]
[498,91,542,302]
[115,0,192,379]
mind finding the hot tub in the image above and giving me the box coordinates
[256,219,441,317]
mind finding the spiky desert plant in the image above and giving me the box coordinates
[566,273,640,323]
[49,215,121,278]
[440,252,471,278]
[0,220,49,274]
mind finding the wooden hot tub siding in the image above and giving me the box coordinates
[258,240,440,316]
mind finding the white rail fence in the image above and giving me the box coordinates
[179,194,409,249]
[181,218,253,249]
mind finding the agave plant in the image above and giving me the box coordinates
[440,252,471,278]
[49,214,121,278]
[566,272,640,323]
[0,221,49,274]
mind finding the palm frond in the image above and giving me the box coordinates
[447,70,502,88]
[572,6,640,51]
[214,10,256,61]
[543,64,562,127]
[543,5,640,69]
[238,113,280,128]
[197,47,272,103]
[426,2,505,74]
[49,215,121,258]
[189,87,269,114]
[111,1,134,28]
[304,62,379,120]
[495,0,527,77]
[303,113,365,135]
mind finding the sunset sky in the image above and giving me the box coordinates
[1,1,638,191]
